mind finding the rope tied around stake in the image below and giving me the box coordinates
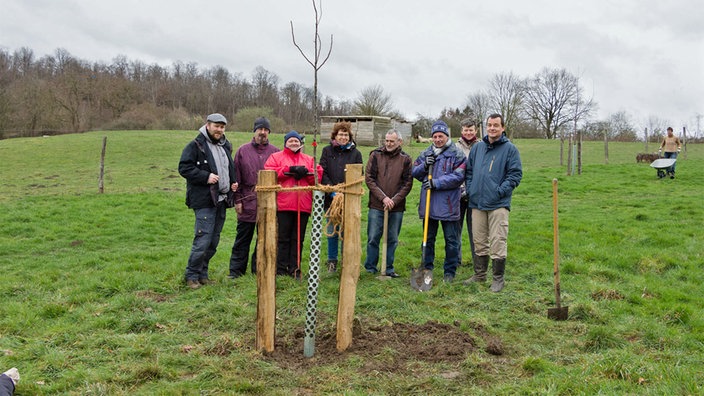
[255,177,365,241]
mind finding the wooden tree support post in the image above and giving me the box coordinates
[98,136,107,193]
[336,164,363,351]
[255,170,278,352]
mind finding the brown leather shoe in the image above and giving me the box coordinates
[199,278,216,285]
[186,280,201,289]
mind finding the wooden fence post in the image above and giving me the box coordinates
[336,164,363,351]
[255,170,278,352]
[98,136,107,193]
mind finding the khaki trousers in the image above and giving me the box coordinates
[471,207,509,260]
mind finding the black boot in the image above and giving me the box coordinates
[463,255,489,285]
[490,258,506,292]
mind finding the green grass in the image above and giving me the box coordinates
[1,130,703,395]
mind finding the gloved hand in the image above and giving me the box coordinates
[289,166,309,180]
[422,179,435,190]
[425,155,436,169]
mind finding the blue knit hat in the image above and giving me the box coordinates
[284,130,304,144]
[431,120,449,136]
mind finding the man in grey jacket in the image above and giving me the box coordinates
[463,113,522,292]
[178,113,238,289]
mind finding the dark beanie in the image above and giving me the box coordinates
[253,117,271,132]
[284,130,304,144]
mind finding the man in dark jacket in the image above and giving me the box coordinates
[363,129,413,277]
[412,120,467,283]
[228,117,279,278]
[178,113,238,289]
[463,113,522,292]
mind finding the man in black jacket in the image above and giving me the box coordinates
[178,113,238,289]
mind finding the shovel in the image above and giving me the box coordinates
[377,209,391,280]
[548,178,568,320]
[410,165,433,291]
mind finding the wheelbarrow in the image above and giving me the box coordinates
[650,158,676,179]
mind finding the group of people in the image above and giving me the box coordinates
[178,112,523,292]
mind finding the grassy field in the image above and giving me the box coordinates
[0,130,702,395]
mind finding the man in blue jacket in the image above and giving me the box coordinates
[463,113,522,292]
[178,113,238,289]
[412,120,467,283]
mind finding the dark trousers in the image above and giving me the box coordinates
[458,197,476,264]
[229,220,257,277]
[185,202,227,281]
[276,211,310,276]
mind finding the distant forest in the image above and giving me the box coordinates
[2,47,695,142]
[0,47,357,138]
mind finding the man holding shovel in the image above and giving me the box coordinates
[463,113,522,292]
[412,120,467,283]
[363,129,413,277]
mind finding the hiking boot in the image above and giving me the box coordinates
[327,259,338,272]
[443,274,455,283]
[186,280,201,289]
[199,278,216,285]
[386,272,400,278]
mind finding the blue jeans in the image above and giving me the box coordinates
[423,218,460,277]
[664,151,677,173]
[185,203,227,281]
[364,209,403,274]
[326,221,342,261]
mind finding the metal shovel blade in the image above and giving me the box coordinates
[548,306,569,321]
[410,268,433,292]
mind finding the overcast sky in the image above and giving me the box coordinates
[2,0,703,131]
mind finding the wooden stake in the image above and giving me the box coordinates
[98,136,107,193]
[336,164,363,351]
[255,170,278,352]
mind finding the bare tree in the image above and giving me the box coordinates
[464,91,491,137]
[525,68,594,140]
[353,84,394,116]
[488,72,525,139]
[290,0,333,165]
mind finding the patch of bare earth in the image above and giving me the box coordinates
[263,320,486,374]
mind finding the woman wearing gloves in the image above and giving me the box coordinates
[264,131,323,278]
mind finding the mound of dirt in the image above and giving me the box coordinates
[264,320,482,374]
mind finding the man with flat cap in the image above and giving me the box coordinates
[179,113,238,289]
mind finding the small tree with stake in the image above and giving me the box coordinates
[290,0,333,181]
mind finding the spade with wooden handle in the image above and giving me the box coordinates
[548,178,568,320]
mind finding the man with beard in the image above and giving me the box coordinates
[179,113,239,289]
[228,117,280,279]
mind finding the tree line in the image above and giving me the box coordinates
[1,46,693,142]
[0,47,356,138]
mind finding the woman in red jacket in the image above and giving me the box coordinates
[264,131,323,278]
